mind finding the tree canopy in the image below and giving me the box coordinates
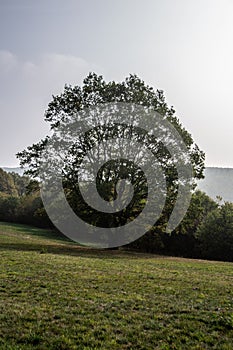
[17,73,205,245]
[18,73,205,180]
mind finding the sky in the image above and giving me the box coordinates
[0,0,233,167]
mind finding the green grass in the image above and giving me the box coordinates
[0,222,232,349]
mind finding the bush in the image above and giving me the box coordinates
[196,202,233,261]
[0,194,20,222]
[0,192,52,228]
[128,190,218,258]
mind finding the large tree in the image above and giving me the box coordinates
[17,73,205,246]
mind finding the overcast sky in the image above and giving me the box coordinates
[1,0,233,167]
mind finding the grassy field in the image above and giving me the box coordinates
[0,222,232,349]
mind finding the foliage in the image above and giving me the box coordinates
[196,202,233,261]
[129,190,218,257]
[16,191,52,228]
[175,190,218,236]
[0,168,18,196]
[0,169,51,228]
[16,73,205,236]
[17,73,205,178]
[10,171,31,196]
[0,193,20,222]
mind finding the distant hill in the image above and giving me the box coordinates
[2,167,25,176]
[197,167,233,202]
[2,166,233,202]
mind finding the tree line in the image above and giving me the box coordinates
[0,168,51,228]
[0,167,232,261]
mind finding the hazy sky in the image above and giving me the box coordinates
[1,0,233,167]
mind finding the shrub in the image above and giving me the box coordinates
[196,202,233,261]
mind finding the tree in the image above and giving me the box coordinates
[0,193,19,222]
[18,73,204,177]
[175,190,218,236]
[10,172,30,196]
[0,168,18,196]
[17,73,205,246]
[128,190,217,255]
[196,202,233,261]
[17,191,50,227]
[162,190,218,256]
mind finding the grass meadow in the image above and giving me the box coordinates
[0,222,232,349]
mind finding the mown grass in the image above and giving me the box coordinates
[0,222,232,349]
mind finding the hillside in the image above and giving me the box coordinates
[2,167,25,175]
[0,222,232,349]
[198,167,233,202]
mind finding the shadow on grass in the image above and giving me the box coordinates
[0,221,161,260]
[0,221,72,242]
[0,241,152,260]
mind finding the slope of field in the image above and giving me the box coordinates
[0,222,232,349]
